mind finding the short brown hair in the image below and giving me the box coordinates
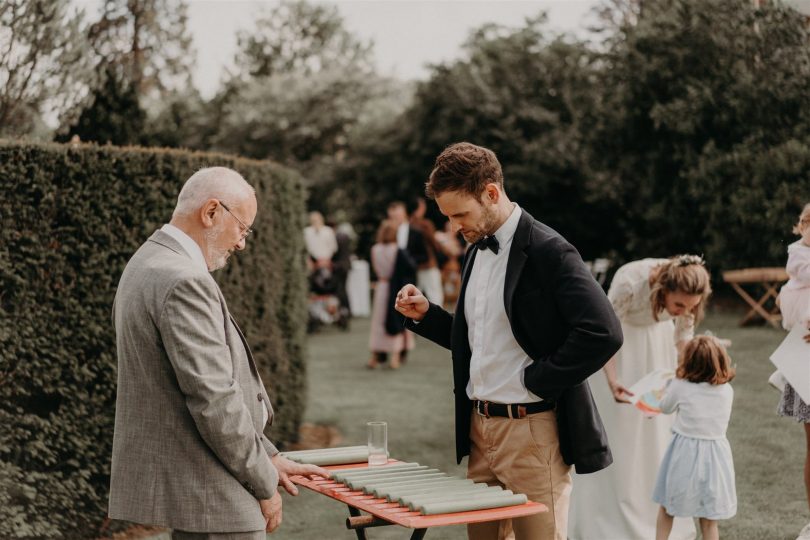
[650,255,712,323]
[376,219,398,244]
[677,335,735,385]
[426,142,504,199]
[387,201,407,213]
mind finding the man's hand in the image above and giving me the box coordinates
[271,454,330,496]
[394,284,429,321]
[260,492,282,533]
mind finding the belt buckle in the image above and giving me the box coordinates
[476,400,490,418]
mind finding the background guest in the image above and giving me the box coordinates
[776,203,810,540]
[303,211,337,269]
[410,196,445,306]
[368,219,415,369]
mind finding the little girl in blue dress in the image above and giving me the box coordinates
[653,335,737,540]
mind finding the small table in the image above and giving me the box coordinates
[289,461,547,539]
[722,267,789,328]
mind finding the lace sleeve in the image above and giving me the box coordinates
[674,314,696,345]
[606,270,635,321]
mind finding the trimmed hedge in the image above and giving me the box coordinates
[0,140,308,538]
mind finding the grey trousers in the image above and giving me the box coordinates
[172,531,265,540]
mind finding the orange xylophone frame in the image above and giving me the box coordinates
[289,460,547,540]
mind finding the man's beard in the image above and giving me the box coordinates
[205,227,230,271]
[465,204,499,244]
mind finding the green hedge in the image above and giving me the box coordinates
[0,140,308,538]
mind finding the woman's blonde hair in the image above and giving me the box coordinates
[677,335,735,385]
[650,255,712,323]
[792,203,810,235]
[376,219,398,244]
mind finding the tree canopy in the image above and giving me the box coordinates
[0,0,94,136]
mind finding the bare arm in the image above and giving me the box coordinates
[602,355,634,404]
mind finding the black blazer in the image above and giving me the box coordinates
[405,226,430,267]
[407,209,623,473]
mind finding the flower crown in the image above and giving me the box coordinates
[674,254,705,267]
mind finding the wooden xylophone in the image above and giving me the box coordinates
[283,446,547,539]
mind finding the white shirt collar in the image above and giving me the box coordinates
[161,224,209,272]
[491,203,521,249]
[396,222,409,249]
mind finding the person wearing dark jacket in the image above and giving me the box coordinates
[395,142,623,540]
[330,222,353,324]
[368,220,415,369]
[388,200,429,268]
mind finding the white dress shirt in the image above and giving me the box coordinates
[464,204,542,404]
[396,222,410,250]
[161,224,207,272]
[304,225,338,260]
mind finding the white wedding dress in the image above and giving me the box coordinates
[568,259,696,540]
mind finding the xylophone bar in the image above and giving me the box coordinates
[281,445,369,466]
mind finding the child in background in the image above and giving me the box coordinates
[776,203,810,540]
[653,335,736,540]
[770,202,810,390]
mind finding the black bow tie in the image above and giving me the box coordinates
[475,235,500,254]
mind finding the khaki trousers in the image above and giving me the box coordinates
[466,410,572,540]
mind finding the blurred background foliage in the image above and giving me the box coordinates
[5,0,809,264]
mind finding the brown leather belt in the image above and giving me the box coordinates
[474,400,555,419]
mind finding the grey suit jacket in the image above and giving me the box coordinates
[109,230,279,532]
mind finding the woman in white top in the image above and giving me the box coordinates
[775,203,810,540]
[569,255,712,540]
[779,203,810,332]
[654,335,737,540]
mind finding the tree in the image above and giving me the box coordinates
[214,69,386,162]
[56,0,196,143]
[140,88,212,150]
[234,0,373,79]
[0,0,94,136]
[328,15,620,259]
[588,0,810,266]
[212,0,386,187]
[87,0,195,98]
[57,67,146,146]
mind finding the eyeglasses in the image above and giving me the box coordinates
[218,200,253,239]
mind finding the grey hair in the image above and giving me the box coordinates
[172,167,255,218]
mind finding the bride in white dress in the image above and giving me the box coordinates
[568,255,712,540]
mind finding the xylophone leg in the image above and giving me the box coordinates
[346,506,368,540]
[409,529,428,540]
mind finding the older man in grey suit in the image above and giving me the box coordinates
[110,167,327,539]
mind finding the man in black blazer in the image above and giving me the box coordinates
[395,142,622,540]
[387,200,430,270]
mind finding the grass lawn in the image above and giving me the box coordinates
[271,309,805,540]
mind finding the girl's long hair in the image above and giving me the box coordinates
[677,335,735,385]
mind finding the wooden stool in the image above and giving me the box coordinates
[722,267,789,328]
